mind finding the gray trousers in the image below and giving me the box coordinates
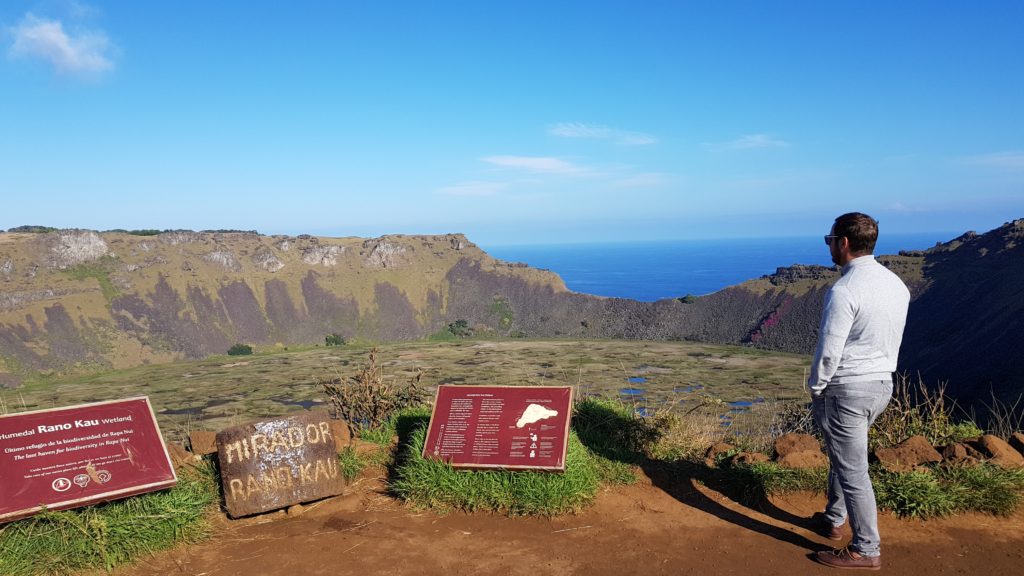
[812,379,892,557]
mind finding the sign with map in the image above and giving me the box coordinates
[422,385,573,472]
[0,397,177,523]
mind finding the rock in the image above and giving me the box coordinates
[732,452,771,466]
[286,504,305,517]
[301,245,345,266]
[252,248,285,273]
[772,433,827,469]
[773,433,821,459]
[1008,432,1024,457]
[202,250,242,272]
[704,442,735,467]
[941,443,981,466]
[977,434,1024,469]
[352,439,383,457]
[768,264,837,286]
[166,442,199,470]
[189,430,218,455]
[363,239,406,268]
[329,419,352,450]
[46,230,109,269]
[874,435,942,473]
[158,231,200,245]
[777,450,829,469]
[0,288,60,313]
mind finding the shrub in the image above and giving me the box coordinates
[320,348,425,437]
[227,343,253,356]
[325,333,346,347]
[489,297,514,331]
[7,225,57,233]
[447,319,473,338]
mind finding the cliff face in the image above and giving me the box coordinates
[2,221,1022,414]
[897,221,1024,408]
[0,230,567,387]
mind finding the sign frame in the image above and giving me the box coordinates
[0,396,177,524]
[421,385,574,472]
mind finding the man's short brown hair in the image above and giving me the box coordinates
[833,212,878,254]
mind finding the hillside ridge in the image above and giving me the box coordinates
[2,220,1022,413]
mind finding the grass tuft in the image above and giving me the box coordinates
[0,462,218,576]
[390,424,602,515]
[874,468,955,519]
[572,397,660,464]
[338,446,366,481]
[874,464,1024,519]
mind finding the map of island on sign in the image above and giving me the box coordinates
[422,385,574,472]
[0,397,177,524]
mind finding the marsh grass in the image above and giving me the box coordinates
[0,462,218,576]
[7,339,809,442]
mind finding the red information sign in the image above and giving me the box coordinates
[422,385,573,471]
[0,397,177,523]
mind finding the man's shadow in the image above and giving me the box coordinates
[573,401,827,553]
[640,459,828,553]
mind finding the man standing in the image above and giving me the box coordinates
[809,212,910,570]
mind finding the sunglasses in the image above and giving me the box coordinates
[824,235,842,245]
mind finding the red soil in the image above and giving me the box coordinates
[116,468,1024,576]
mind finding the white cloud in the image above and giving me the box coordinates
[705,134,790,151]
[482,155,589,175]
[436,181,508,197]
[961,150,1024,171]
[548,122,656,146]
[8,13,114,75]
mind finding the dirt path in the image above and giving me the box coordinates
[115,469,1024,576]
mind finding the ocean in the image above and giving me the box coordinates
[483,233,951,302]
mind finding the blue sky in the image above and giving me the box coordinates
[1,1,1022,245]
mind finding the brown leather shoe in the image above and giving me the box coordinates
[811,512,847,541]
[814,547,881,570]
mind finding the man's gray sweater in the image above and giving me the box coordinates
[808,255,911,397]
